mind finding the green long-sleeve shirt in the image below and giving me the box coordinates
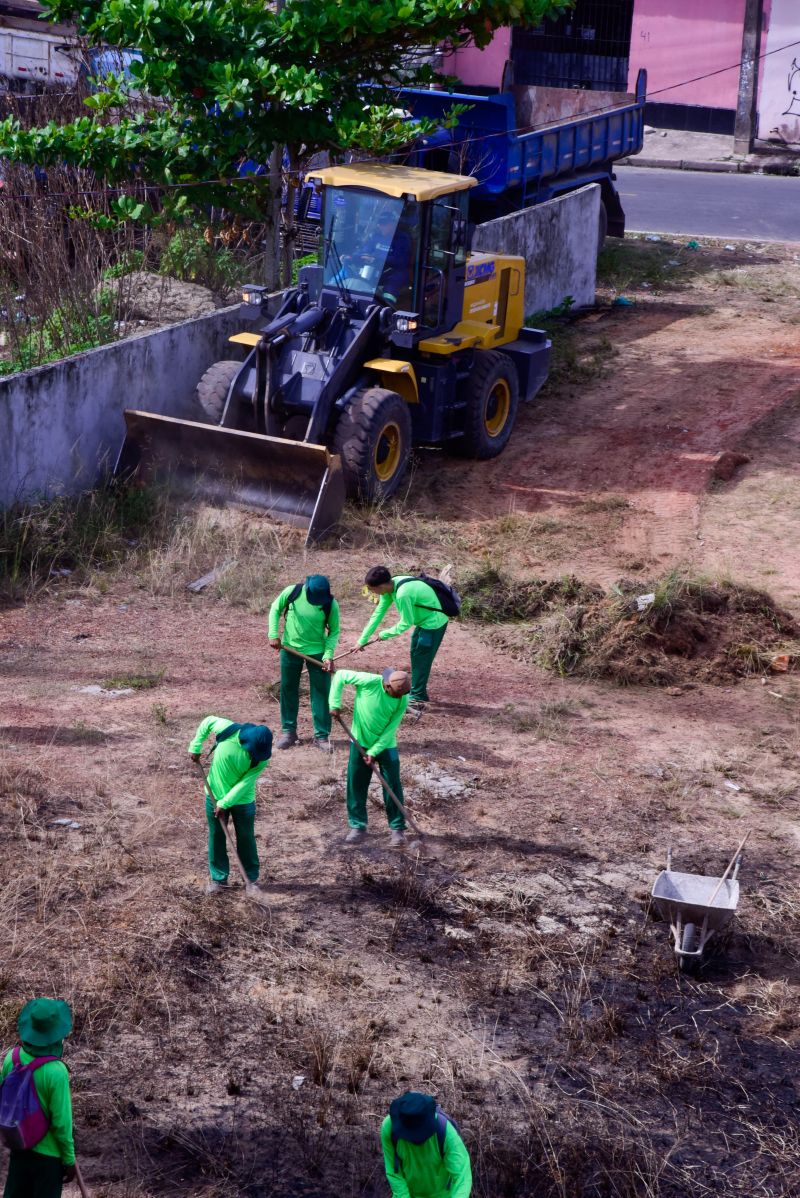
[1,1048,75,1164]
[188,717,268,808]
[329,670,408,757]
[268,585,340,660]
[381,1116,472,1198]
[359,576,448,645]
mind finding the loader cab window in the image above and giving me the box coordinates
[321,188,420,308]
[423,190,470,328]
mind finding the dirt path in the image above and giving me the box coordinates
[1,237,799,1198]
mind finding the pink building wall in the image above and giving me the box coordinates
[628,0,747,109]
[446,28,511,88]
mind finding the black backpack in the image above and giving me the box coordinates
[286,582,333,619]
[391,1108,460,1172]
[396,574,461,619]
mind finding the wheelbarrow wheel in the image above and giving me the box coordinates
[679,923,700,972]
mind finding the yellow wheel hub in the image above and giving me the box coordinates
[374,421,403,482]
[485,378,511,437]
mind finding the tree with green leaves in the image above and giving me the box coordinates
[0,0,570,282]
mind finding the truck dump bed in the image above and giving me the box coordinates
[400,69,646,201]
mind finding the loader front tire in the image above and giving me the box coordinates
[196,360,241,424]
[458,350,520,459]
[334,387,412,503]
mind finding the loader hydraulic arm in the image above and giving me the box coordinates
[303,305,383,444]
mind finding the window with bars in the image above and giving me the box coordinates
[512,0,635,91]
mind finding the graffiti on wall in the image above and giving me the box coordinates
[758,0,800,141]
[784,59,800,119]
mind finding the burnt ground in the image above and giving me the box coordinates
[1,236,800,1198]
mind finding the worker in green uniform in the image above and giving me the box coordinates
[188,717,272,895]
[356,566,449,713]
[381,1091,472,1198]
[1,998,76,1198]
[268,574,340,751]
[330,667,410,847]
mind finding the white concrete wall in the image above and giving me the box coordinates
[757,0,800,143]
[0,305,243,506]
[472,184,600,317]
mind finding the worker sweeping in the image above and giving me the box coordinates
[330,667,410,847]
[0,998,76,1198]
[355,566,459,715]
[268,574,340,751]
[381,1091,472,1198]
[188,717,272,895]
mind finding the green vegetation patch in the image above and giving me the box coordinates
[461,567,798,687]
[460,564,602,623]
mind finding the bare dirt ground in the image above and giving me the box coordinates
[1,237,799,1198]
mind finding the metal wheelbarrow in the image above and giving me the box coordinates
[651,832,749,971]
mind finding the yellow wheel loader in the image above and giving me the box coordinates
[117,164,550,543]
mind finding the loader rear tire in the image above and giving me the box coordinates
[458,350,519,460]
[334,387,412,503]
[196,360,241,424]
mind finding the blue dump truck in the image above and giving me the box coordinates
[400,68,647,243]
[293,69,646,249]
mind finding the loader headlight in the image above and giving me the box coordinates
[393,311,419,334]
[242,283,267,306]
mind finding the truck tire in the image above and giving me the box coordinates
[196,360,241,424]
[457,350,520,460]
[333,387,412,503]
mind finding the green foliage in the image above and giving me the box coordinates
[159,226,247,292]
[0,293,117,376]
[0,485,166,598]
[102,671,164,690]
[0,0,570,220]
[103,249,145,279]
[292,252,318,284]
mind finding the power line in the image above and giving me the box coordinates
[1,36,798,201]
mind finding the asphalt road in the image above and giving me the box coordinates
[615,166,800,242]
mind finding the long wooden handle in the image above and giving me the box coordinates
[280,643,331,670]
[74,1162,91,1198]
[707,830,751,908]
[277,641,378,671]
[333,713,424,838]
[333,639,379,663]
[195,759,251,886]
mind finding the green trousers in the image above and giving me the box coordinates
[4,1152,64,1198]
[280,649,331,739]
[346,743,405,831]
[410,623,447,702]
[205,797,259,883]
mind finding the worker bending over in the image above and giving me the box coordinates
[357,566,450,713]
[1,999,76,1198]
[381,1091,472,1198]
[268,574,340,751]
[330,667,410,847]
[189,717,272,895]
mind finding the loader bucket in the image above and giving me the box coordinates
[116,411,345,545]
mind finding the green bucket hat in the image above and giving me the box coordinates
[305,574,332,607]
[389,1091,438,1145]
[18,998,73,1048]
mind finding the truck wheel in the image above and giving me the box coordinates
[458,351,520,460]
[196,360,241,424]
[333,387,412,502]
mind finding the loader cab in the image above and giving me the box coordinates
[309,164,476,344]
